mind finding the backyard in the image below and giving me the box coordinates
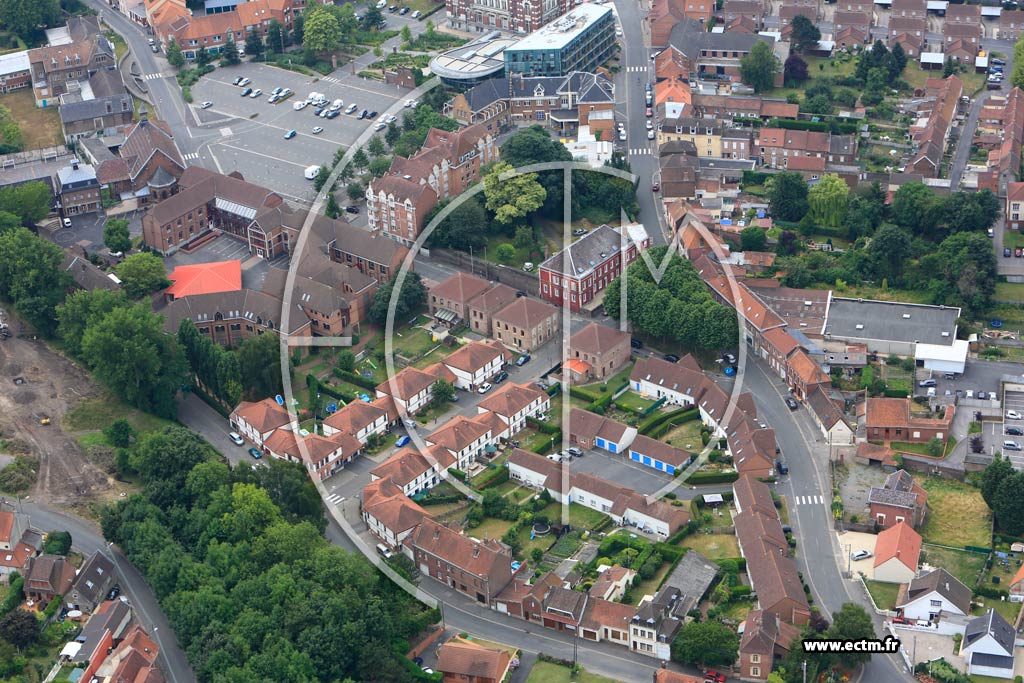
[918,477,992,548]
[995,281,1024,302]
[679,531,740,560]
[663,418,704,451]
[864,579,901,611]
[0,89,63,150]
[614,391,659,413]
[919,544,987,587]
[525,662,619,683]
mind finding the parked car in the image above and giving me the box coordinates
[515,354,531,366]
[572,228,588,236]
[850,550,872,561]
[785,396,799,410]
[405,99,418,108]
[566,447,583,457]
[1004,440,1023,452]
[645,107,653,117]
[523,262,534,271]
[325,110,340,119]
[232,76,243,85]
[1017,247,1023,257]
[1005,247,1013,257]
[312,126,324,134]
[284,129,297,139]
[241,87,253,97]
[722,353,736,364]
[249,88,262,98]
[400,7,409,14]
[200,101,213,109]
[358,109,368,119]
[411,9,421,17]
[493,371,509,383]
[647,129,655,140]
[979,391,989,400]
[630,337,643,349]
[229,432,245,446]
[664,354,680,363]
[395,435,411,448]
[367,110,378,118]
[652,182,660,192]
[345,205,360,214]
[704,673,727,683]
[62,217,72,228]
[374,121,386,131]
[477,382,493,394]
[1007,427,1024,436]
[1009,410,1023,420]
[238,77,250,86]
[376,543,393,559]
[993,58,1007,65]
[776,460,789,475]
[918,379,937,387]
[248,447,262,459]
[345,103,358,114]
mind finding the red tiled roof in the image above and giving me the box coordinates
[231,398,291,434]
[437,638,511,681]
[873,521,922,571]
[165,260,241,299]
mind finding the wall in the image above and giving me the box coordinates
[431,249,540,296]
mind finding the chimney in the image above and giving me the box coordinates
[433,528,440,540]
[139,106,148,122]
[473,547,480,558]
[71,159,80,170]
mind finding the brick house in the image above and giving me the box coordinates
[162,288,311,347]
[388,125,498,204]
[443,77,511,133]
[370,447,446,497]
[55,159,102,217]
[327,221,409,284]
[0,52,31,94]
[722,0,766,30]
[757,128,858,168]
[376,364,455,416]
[1007,182,1024,230]
[539,223,650,311]
[261,254,378,335]
[262,429,362,481]
[59,71,134,142]
[25,554,76,606]
[579,597,635,644]
[411,518,513,606]
[443,0,570,34]
[96,112,185,205]
[437,638,513,683]
[429,272,491,328]
[27,17,115,106]
[466,284,519,336]
[506,72,615,135]
[888,17,927,56]
[862,397,955,444]
[361,477,430,548]
[365,174,438,248]
[651,0,716,46]
[868,469,928,529]
[566,408,637,454]
[738,609,801,680]
[891,0,926,19]
[490,296,561,352]
[155,0,295,61]
[322,399,392,445]
[566,323,631,382]
[999,9,1024,40]
[425,413,496,470]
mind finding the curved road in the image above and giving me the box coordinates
[18,501,195,683]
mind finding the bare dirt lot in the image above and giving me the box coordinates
[0,326,125,513]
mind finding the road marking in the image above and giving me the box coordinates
[626,65,648,72]
[325,493,344,505]
[219,126,233,137]
[628,148,652,156]
[796,494,823,505]
[142,73,164,80]
[321,76,341,83]
[182,152,200,161]
[213,141,311,169]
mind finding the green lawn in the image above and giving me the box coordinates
[391,327,444,360]
[889,441,951,458]
[996,282,1024,302]
[614,391,659,413]
[864,579,901,611]
[535,502,610,531]
[920,544,987,587]
[65,396,175,435]
[664,419,704,451]
[526,662,620,683]
[918,477,992,549]
[628,561,674,606]
[680,532,741,560]
[466,517,514,543]
[813,282,931,304]
[581,363,635,394]
[1003,230,1024,249]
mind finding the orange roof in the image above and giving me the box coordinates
[655,78,692,107]
[1011,563,1024,588]
[874,521,922,572]
[165,260,242,299]
[788,349,829,386]
[565,359,592,375]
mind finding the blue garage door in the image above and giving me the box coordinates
[631,452,641,462]
[642,455,651,466]
[596,438,606,449]
[666,465,675,475]
[608,443,617,453]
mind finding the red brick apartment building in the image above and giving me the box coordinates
[539,224,650,311]
[444,0,570,34]
[411,518,513,606]
[863,397,954,444]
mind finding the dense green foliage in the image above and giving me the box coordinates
[0,227,70,336]
[237,331,285,400]
[740,41,779,93]
[671,620,739,667]
[0,182,52,226]
[603,247,738,351]
[368,271,427,326]
[179,320,243,406]
[101,437,432,683]
[981,455,1024,535]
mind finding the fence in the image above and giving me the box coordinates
[0,146,71,169]
[897,455,967,481]
[430,249,540,297]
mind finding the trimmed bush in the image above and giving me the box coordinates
[526,416,560,434]
[332,368,379,391]
[685,471,739,485]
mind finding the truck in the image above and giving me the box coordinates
[304,165,321,180]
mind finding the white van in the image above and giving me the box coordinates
[375,543,393,559]
[330,98,344,111]
[304,165,321,180]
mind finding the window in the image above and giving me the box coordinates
[930,599,943,607]
[751,667,760,677]
[751,654,761,663]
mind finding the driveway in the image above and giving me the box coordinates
[837,531,879,578]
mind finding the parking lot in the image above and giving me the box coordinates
[164,233,286,291]
[915,359,1024,400]
[565,447,675,497]
[190,62,415,202]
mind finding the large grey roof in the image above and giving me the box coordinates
[667,18,775,56]
[823,298,961,346]
[56,162,98,188]
[899,568,972,615]
[60,93,133,124]
[867,486,919,508]
[660,550,719,616]
[71,551,116,606]
[964,609,1015,654]
[540,224,631,278]
[463,77,510,111]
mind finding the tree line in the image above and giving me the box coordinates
[100,427,437,683]
[603,247,738,352]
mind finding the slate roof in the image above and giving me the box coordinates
[59,94,133,124]
[964,609,1014,655]
[461,77,511,112]
[119,116,184,181]
[540,224,632,278]
[667,18,775,56]
[70,552,115,607]
[898,567,972,615]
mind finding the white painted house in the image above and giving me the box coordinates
[895,568,972,623]
[322,399,390,444]
[425,413,495,471]
[961,610,1016,679]
[477,382,550,436]
[230,398,295,447]
[370,447,444,497]
[443,340,509,391]
[629,356,705,407]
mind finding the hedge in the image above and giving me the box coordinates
[769,117,858,135]
[638,407,698,436]
[653,542,685,563]
[448,468,467,482]
[531,430,561,454]
[742,170,771,186]
[332,368,379,391]
[546,382,562,397]
[730,585,752,599]
[0,574,23,616]
[883,388,910,398]
[974,585,1009,600]
[569,386,602,402]
[694,491,734,506]
[475,466,509,490]
[685,471,739,485]
[717,557,747,571]
[665,520,698,546]
[592,391,614,412]
[418,493,464,506]
[527,416,560,434]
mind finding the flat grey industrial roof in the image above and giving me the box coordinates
[507,4,612,52]
[823,297,960,346]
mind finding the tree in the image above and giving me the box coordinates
[0,0,61,40]
[366,136,387,158]
[304,6,342,53]
[57,289,130,358]
[925,437,943,457]
[740,226,767,252]
[80,304,187,417]
[401,25,412,44]
[982,454,1014,508]
[808,174,849,227]
[292,12,305,45]
[0,180,53,226]
[790,14,821,53]
[889,41,908,80]
[385,121,401,146]
[930,231,998,315]
[0,610,39,650]
[195,45,211,66]
[166,37,185,68]
[360,6,384,31]
[1015,33,1024,88]
[116,253,168,298]
[784,54,809,83]
[368,156,391,177]
[267,19,284,54]
[351,148,369,169]
[867,224,912,282]
[346,182,365,201]
[766,171,809,222]
[245,28,265,61]
[945,189,1000,234]
[0,227,69,336]
[0,211,19,233]
[103,218,132,254]
[42,531,71,555]
[337,350,355,372]
[424,197,489,252]
[776,230,799,256]
[670,620,739,668]
[324,192,341,219]
[431,379,454,406]
[803,93,833,115]
[891,181,945,239]
[943,56,958,78]
[483,161,546,225]
[857,40,890,82]
[104,418,135,448]
[367,272,427,326]
[494,243,516,263]
[826,603,876,668]
[236,331,284,399]
[313,164,332,193]
[219,38,241,66]
[740,41,779,93]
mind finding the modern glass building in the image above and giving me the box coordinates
[503,4,615,77]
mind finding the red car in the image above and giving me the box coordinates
[1016,247,1023,258]
[704,673,727,683]
[652,183,661,192]
[645,107,653,117]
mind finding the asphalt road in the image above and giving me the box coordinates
[16,501,196,683]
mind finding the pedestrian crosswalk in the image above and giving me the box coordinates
[321,76,341,83]
[142,73,163,81]
[626,66,647,73]
[182,152,200,161]
[794,495,824,506]
[325,493,345,505]
[627,148,653,156]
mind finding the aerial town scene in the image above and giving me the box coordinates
[3,0,1024,680]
